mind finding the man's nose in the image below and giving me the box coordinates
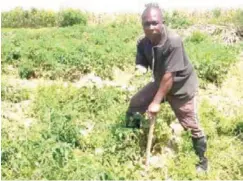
[148,24,155,30]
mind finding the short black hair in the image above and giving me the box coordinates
[144,2,162,11]
[141,3,164,21]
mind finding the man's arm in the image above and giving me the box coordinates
[153,72,174,104]
[147,72,174,115]
[153,38,185,104]
[148,36,185,116]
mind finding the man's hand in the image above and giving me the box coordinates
[147,101,160,119]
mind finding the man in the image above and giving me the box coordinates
[125,3,208,172]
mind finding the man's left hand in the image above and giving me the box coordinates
[147,101,160,119]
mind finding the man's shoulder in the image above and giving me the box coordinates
[136,34,147,46]
[167,29,182,48]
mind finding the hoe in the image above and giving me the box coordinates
[144,116,156,174]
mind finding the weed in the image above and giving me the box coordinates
[1,80,31,103]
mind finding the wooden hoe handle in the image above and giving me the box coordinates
[145,116,156,170]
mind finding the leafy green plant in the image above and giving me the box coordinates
[212,8,221,18]
[1,80,30,103]
[185,37,240,85]
[198,99,243,137]
[1,22,139,80]
[2,81,243,179]
[1,7,87,28]
[185,31,209,43]
[166,10,192,29]
[18,62,36,79]
[57,9,87,27]
[1,7,56,28]
[1,7,26,28]
[233,9,243,27]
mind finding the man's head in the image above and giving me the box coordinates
[141,3,165,45]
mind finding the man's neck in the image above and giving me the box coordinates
[151,35,162,46]
[152,28,167,47]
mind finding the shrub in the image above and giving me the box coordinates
[212,8,221,18]
[234,9,243,27]
[18,61,36,79]
[233,9,243,37]
[166,10,192,29]
[57,9,87,27]
[1,7,57,28]
[185,31,209,43]
[1,8,87,28]
[1,7,26,28]
[28,8,57,27]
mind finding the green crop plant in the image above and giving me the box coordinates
[2,82,243,179]
[185,33,240,85]
[2,23,240,84]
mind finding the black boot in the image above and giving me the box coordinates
[192,136,208,172]
[125,112,142,128]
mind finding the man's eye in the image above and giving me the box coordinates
[143,21,158,26]
[143,22,150,26]
[151,21,158,26]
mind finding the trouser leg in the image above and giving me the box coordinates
[167,95,204,138]
[126,82,159,128]
[168,95,208,171]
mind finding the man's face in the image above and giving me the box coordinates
[142,8,164,43]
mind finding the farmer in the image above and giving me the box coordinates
[125,3,208,172]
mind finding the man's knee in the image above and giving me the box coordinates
[128,94,150,114]
[129,82,158,108]
[129,94,147,108]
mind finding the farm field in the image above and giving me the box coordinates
[1,8,243,180]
